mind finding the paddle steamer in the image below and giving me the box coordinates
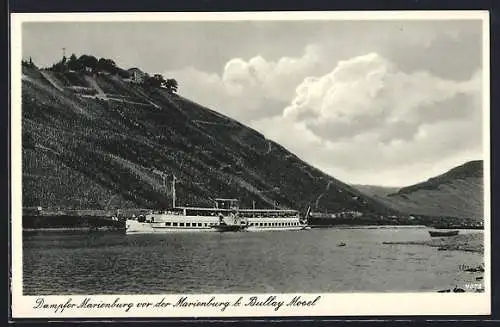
[125,177,308,234]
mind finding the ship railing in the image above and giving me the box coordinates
[148,207,299,218]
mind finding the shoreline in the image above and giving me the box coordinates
[23,225,484,232]
[23,227,124,232]
[383,233,484,254]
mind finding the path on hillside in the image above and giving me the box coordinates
[83,75,108,100]
[110,76,160,109]
[39,70,65,92]
[315,180,333,209]
[22,74,89,117]
[81,76,157,106]
[191,120,235,127]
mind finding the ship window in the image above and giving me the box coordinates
[204,223,208,227]
[173,222,178,226]
[180,222,185,227]
[198,223,202,227]
[186,223,191,227]
[165,222,171,226]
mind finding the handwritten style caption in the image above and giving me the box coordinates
[33,295,321,314]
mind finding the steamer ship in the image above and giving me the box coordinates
[125,176,309,234]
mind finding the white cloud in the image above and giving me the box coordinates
[164,45,323,122]
[253,52,483,186]
[166,49,483,186]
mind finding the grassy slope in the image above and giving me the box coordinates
[362,161,484,220]
[351,185,400,198]
[22,66,394,215]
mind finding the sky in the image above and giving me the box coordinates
[22,19,485,187]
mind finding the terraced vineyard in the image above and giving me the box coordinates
[21,64,393,216]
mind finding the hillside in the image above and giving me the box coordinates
[21,63,394,216]
[351,185,400,199]
[360,161,484,220]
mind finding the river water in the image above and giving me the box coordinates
[22,226,484,295]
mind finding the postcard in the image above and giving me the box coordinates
[10,11,490,318]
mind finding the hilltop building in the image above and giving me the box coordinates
[127,68,146,83]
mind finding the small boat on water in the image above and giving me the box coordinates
[429,230,459,237]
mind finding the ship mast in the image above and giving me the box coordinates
[172,174,176,208]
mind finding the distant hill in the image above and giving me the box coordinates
[354,161,484,220]
[21,60,394,216]
[351,185,400,198]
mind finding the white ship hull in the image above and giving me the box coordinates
[126,213,307,234]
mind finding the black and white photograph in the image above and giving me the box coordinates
[11,11,490,317]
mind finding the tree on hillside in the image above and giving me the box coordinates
[153,74,167,87]
[143,74,178,92]
[144,74,166,88]
[164,78,178,93]
[98,58,118,74]
[78,55,98,72]
[67,54,80,71]
[22,57,37,69]
[117,69,131,79]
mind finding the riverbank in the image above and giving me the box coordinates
[23,226,124,232]
[383,232,484,253]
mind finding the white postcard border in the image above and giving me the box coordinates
[10,11,491,318]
